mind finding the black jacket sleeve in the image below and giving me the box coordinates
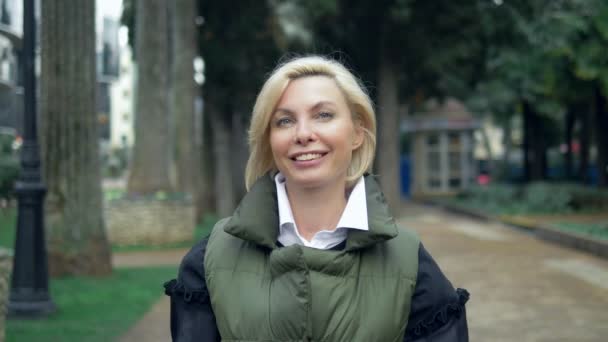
[164,238,221,342]
[403,243,470,342]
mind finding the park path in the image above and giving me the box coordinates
[113,249,187,342]
[115,202,608,342]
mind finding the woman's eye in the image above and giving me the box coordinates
[317,112,334,120]
[275,117,293,127]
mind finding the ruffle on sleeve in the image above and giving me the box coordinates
[407,288,470,338]
[164,278,210,305]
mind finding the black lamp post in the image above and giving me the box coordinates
[7,0,56,317]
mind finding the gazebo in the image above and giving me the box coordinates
[402,98,481,197]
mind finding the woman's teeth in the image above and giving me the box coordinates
[295,153,323,161]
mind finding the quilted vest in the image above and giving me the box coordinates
[205,174,420,342]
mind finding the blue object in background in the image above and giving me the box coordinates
[400,156,411,198]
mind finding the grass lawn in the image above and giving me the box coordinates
[0,208,16,249]
[6,266,176,342]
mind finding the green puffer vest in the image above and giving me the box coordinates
[205,174,420,342]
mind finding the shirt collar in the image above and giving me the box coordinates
[222,172,399,252]
[274,173,368,249]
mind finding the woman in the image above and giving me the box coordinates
[165,56,470,341]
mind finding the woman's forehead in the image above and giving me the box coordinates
[275,76,347,109]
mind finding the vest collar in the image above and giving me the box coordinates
[223,173,399,252]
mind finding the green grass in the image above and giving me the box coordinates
[550,222,608,241]
[0,207,16,249]
[6,266,177,342]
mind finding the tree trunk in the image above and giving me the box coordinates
[578,104,591,183]
[376,53,401,213]
[128,0,173,195]
[522,101,546,181]
[499,116,512,180]
[564,105,576,180]
[523,101,531,182]
[172,0,198,194]
[40,0,111,276]
[480,123,494,175]
[195,97,216,222]
[208,95,235,218]
[594,84,608,187]
[231,113,248,201]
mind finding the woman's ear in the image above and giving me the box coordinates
[352,122,365,150]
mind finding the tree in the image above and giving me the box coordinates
[278,0,484,209]
[172,0,199,194]
[564,0,608,186]
[127,0,173,195]
[197,0,283,217]
[40,0,112,276]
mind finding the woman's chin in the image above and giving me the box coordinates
[284,172,345,191]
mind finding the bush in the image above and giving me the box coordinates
[523,182,574,213]
[454,182,608,215]
[0,132,19,200]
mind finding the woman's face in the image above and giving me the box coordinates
[269,76,363,190]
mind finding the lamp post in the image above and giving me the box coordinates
[7,0,56,317]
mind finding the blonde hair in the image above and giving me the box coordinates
[245,55,377,190]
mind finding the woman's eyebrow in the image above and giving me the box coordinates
[273,108,294,116]
[274,101,337,116]
[310,101,336,111]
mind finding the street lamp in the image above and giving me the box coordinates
[7,0,56,317]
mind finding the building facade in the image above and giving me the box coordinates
[0,0,22,133]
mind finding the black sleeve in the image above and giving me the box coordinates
[163,238,221,342]
[403,243,470,342]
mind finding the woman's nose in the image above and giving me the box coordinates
[295,120,315,145]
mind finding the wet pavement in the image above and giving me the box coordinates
[117,202,608,341]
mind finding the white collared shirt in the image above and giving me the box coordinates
[275,173,369,250]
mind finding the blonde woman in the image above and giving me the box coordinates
[165,56,469,341]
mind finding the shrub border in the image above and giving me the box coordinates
[419,199,608,260]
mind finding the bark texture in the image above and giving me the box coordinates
[522,101,546,181]
[578,104,591,182]
[40,0,111,276]
[195,104,216,222]
[376,55,401,213]
[208,94,235,218]
[564,106,575,180]
[128,0,173,195]
[594,85,608,187]
[172,0,198,194]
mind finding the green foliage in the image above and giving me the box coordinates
[278,0,486,106]
[6,267,177,342]
[451,182,608,215]
[199,0,283,110]
[0,132,19,200]
[524,183,575,213]
[120,0,134,56]
[0,207,16,249]
[551,222,608,241]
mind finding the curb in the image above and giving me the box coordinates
[419,200,608,260]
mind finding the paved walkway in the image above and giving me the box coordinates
[116,202,608,341]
